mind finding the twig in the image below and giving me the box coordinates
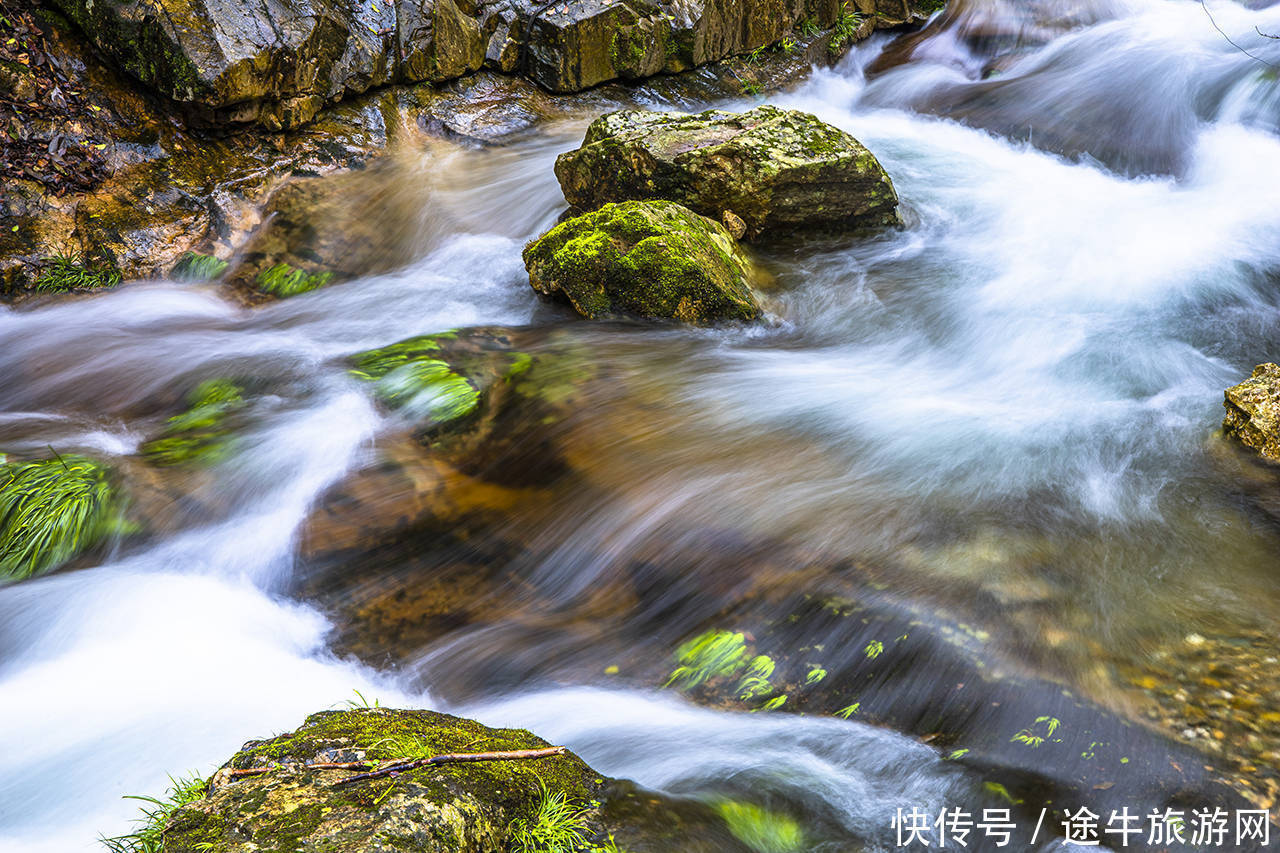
[1259,26,1278,40]
[227,761,372,778]
[47,445,69,472]
[332,746,568,787]
[1201,1,1278,69]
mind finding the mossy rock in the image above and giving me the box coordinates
[140,379,247,467]
[553,105,901,240]
[1223,363,1280,463]
[523,200,761,324]
[0,454,125,580]
[349,327,592,485]
[155,707,753,852]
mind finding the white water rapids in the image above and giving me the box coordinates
[2,0,1279,850]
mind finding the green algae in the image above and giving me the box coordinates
[255,262,333,297]
[350,334,480,427]
[523,201,759,324]
[171,251,228,282]
[0,454,121,580]
[715,801,804,853]
[140,379,246,467]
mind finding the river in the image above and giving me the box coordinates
[2,0,1279,850]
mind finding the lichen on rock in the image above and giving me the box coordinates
[553,105,902,240]
[522,200,761,324]
[1223,363,1280,463]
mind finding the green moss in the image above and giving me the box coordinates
[0,454,122,580]
[231,709,598,805]
[33,252,122,293]
[349,334,480,427]
[254,262,333,297]
[140,379,246,467]
[171,252,229,282]
[715,801,804,853]
[523,201,759,324]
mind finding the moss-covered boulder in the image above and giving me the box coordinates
[148,707,752,852]
[1223,363,1280,463]
[554,106,901,240]
[523,200,760,323]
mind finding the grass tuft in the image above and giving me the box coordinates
[99,772,207,853]
[33,252,122,293]
[0,454,120,580]
[171,252,229,282]
[828,3,863,55]
[508,781,595,853]
[255,262,333,297]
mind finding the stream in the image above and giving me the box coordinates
[2,0,1280,850]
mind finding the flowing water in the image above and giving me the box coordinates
[3,0,1280,850]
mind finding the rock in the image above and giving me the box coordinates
[48,0,942,128]
[155,707,752,852]
[553,105,901,240]
[230,158,434,299]
[47,0,483,129]
[1224,364,1280,463]
[523,200,761,323]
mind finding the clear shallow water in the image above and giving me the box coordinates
[2,0,1280,850]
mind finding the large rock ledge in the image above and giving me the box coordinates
[149,707,752,852]
[47,0,943,127]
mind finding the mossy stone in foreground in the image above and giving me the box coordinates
[155,707,754,852]
[554,105,901,240]
[523,200,761,324]
[0,455,120,580]
[1223,363,1280,462]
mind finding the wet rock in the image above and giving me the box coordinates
[553,106,901,240]
[157,707,751,852]
[301,327,596,559]
[230,157,432,299]
[524,200,761,323]
[1223,364,1280,463]
[46,0,485,129]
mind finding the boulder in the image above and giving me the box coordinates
[553,106,901,240]
[1223,363,1280,462]
[523,200,761,323]
[151,707,752,852]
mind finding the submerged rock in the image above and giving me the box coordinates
[523,200,760,323]
[553,105,901,240]
[148,707,751,852]
[1223,363,1280,463]
[140,379,248,467]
